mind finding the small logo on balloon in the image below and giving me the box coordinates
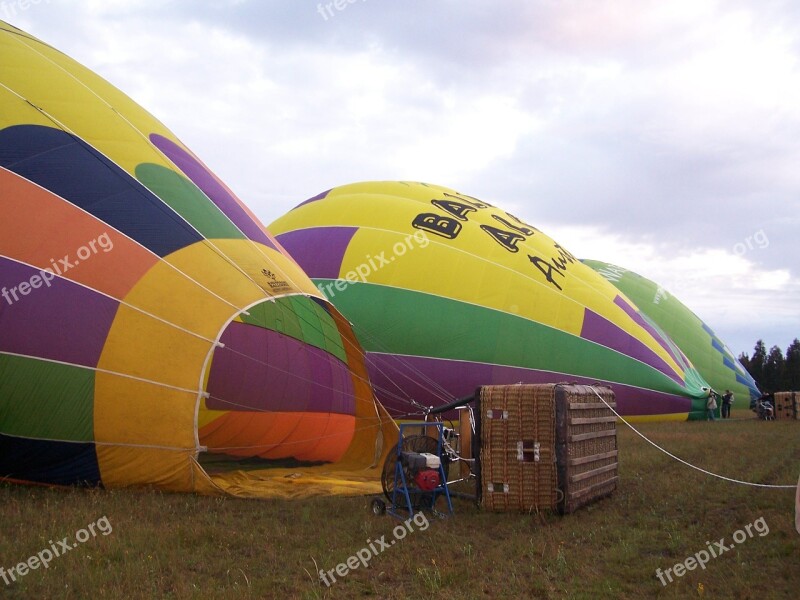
[261,269,290,292]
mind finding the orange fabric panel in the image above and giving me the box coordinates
[0,169,158,299]
[199,412,355,462]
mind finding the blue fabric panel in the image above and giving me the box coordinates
[0,434,101,486]
[0,124,201,256]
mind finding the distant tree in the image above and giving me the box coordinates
[785,338,800,391]
[762,345,785,393]
[738,352,750,373]
[747,340,767,388]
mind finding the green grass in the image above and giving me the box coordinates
[1,418,798,599]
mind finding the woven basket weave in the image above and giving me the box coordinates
[479,384,558,513]
[554,384,618,514]
[478,383,618,514]
[773,392,798,420]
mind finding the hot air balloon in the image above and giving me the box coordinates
[269,181,711,421]
[583,260,760,405]
[0,21,395,496]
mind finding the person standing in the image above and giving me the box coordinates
[706,391,718,421]
[721,389,734,419]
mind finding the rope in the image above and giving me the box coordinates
[588,386,796,489]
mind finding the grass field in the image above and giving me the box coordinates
[1,415,798,599]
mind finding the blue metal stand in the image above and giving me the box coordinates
[387,422,453,520]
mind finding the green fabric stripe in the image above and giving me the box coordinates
[314,280,689,396]
[583,259,757,404]
[0,355,94,441]
[240,297,347,363]
[135,163,245,239]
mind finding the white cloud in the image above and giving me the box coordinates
[539,221,800,354]
[7,0,799,354]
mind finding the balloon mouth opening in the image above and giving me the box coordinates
[195,298,359,466]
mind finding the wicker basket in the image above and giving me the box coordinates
[479,384,558,513]
[477,383,618,514]
[773,392,798,420]
[554,384,618,514]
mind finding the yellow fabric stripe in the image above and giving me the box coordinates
[95,239,327,486]
[273,182,684,377]
[0,29,186,178]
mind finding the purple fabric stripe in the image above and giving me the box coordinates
[0,258,118,366]
[366,353,692,417]
[149,134,276,249]
[613,295,684,367]
[581,308,684,385]
[274,227,357,279]
[206,321,355,414]
[294,189,332,209]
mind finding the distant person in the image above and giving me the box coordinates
[757,393,774,420]
[721,389,734,419]
[706,391,718,421]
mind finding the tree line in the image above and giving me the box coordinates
[738,338,800,394]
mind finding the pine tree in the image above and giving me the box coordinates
[762,345,785,393]
[785,338,800,391]
[748,340,767,388]
[738,352,750,373]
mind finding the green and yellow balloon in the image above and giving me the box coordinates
[270,181,711,421]
[584,260,760,405]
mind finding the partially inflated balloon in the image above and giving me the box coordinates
[269,181,711,420]
[0,22,394,494]
[583,260,760,404]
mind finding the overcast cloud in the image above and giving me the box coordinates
[5,0,799,356]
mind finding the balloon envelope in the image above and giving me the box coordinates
[270,181,711,421]
[0,22,393,494]
[583,260,760,404]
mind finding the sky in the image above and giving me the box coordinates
[4,0,799,357]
